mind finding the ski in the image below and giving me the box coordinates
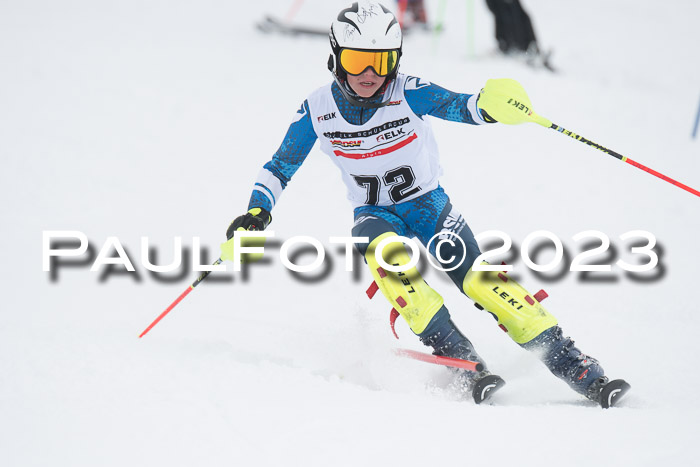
[396,349,505,404]
[472,374,506,404]
[256,16,328,37]
[599,379,631,409]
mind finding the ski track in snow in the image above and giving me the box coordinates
[1,1,699,466]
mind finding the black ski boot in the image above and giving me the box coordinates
[419,308,505,403]
[434,339,506,404]
[523,326,607,396]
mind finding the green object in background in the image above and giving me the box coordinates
[431,0,447,55]
[466,0,475,58]
[435,0,446,32]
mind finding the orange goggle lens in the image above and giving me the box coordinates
[339,49,399,76]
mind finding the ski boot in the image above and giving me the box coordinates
[523,326,630,407]
[586,377,631,408]
[432,339,506,404]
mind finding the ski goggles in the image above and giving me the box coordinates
[339,48,399,76]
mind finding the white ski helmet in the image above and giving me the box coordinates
[328,2,403,87]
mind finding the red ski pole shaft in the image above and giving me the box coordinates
[395,348,484,372]
[138,258,222,338]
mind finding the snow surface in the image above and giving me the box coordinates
[2,0,699,466]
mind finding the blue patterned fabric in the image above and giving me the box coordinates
[247,101,317,211]
[351,186,481,287]
[403,77,483,124]
[331,83,379,125]
[352,186,448,249]
[265,101,317,188]
[249,190,273,211]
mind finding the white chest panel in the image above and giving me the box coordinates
[308,75,442,207]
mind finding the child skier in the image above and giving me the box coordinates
[222,1,629,407]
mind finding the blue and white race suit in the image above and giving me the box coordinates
[248,73,489,285]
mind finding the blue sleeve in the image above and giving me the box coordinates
[403,76,489,125]
[248,100,318,211]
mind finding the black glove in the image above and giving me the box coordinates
[226,207,272,240]
[477,94,498,123]
[480,108,498,123]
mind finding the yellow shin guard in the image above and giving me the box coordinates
[463,265,557,344]
[365,233,444,335]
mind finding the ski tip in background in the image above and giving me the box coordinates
[524,48,555,73]
[256,16,280,34]
[256,15,328,37]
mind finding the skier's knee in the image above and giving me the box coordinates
[366,232,444,334]
[462,264,557,344]
[351,214,400,257]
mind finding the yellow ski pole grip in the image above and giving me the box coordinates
[481,79,699,197]
[531,111,553,128]
[479,78,544,125]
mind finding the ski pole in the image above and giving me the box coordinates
[395,348,484,372]
[138,258,222,338]
[529,113,700,198]
[480,79,700,199]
